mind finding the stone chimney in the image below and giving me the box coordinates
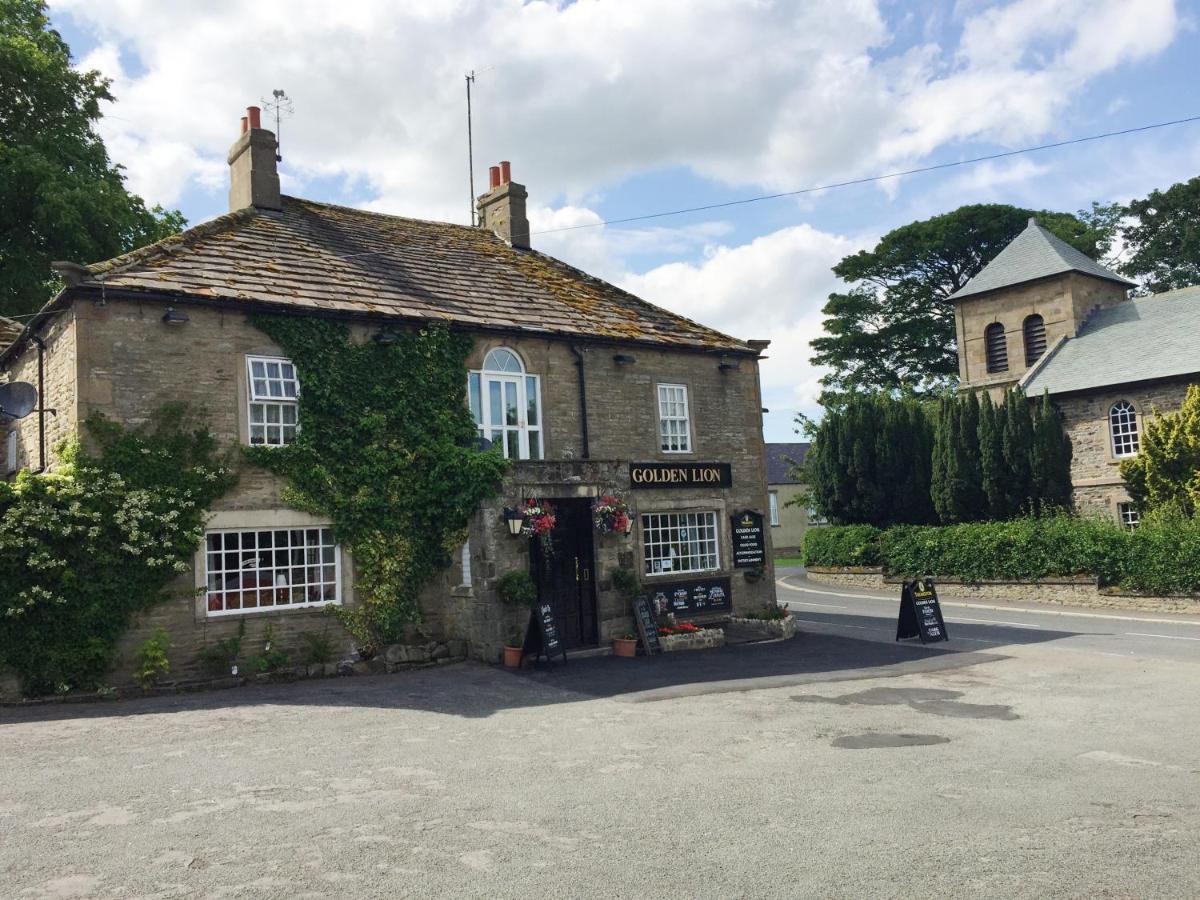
[476,160,530,248]
[228,106,281,212]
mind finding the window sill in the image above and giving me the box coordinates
[205,601,340,620]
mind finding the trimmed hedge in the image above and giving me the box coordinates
[803,512,1200,595]
[802,525,882,568]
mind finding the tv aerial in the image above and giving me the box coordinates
[0,382,37,420]
[261,89,294,162]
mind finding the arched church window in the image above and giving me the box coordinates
[1109,401,1139,458]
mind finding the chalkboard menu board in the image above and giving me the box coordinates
[631,594,661,655]
[895,578,949,644]
[647,576,732,617]
[524,600,567,664]
[731,509,765,568]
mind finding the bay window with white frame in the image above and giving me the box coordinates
[246,355,300,447]
[468,347,543,460]
[641,510,720,576]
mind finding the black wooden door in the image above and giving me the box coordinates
[532,499,598,649]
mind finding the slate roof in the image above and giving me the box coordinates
[0,316,21,353]
[951,218,1134,301]
[1023,286,1200,396]
[62,196,751,353]
[765,442,810,484]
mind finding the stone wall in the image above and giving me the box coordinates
[2,308,78,474]
[14,297,774,686]
[1056,378,1193,520]
[804,568,1200,614]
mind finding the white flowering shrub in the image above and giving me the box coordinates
[0,406,234,695]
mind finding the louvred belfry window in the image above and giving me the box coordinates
[1023,314,1047,367]
[985,323,1008,374]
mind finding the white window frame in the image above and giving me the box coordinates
[1117,502,1140,530]
[4,429,15,475]
[657,383,692,453]
[768,491,780,527]
[204,525,341,617]
[469,348,543,460]
[1109,401,1139,458]
[641,510,720,577]
[807,506,829,526]
[246,355,300,447]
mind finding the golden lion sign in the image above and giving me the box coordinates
[628,462,732,488]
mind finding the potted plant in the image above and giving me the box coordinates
[592,493,632,536]
[503,627,525,668]
[612,632,638,658]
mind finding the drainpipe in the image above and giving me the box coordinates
[569,345,590,459]
[30,334,47,473]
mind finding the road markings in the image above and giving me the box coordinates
[951,616,1042,629]
[1124,632,1200,642]
[777,578,1200,627]
[787,600,849,610]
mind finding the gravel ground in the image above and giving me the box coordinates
[2,627,1198,899]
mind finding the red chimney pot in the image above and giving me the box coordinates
[499,160,511,184]
[246,106,262,130]
[240,116,249,134]
[489,166,501,189]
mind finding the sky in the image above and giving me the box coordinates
[46,0,1200,442]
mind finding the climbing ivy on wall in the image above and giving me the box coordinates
[0,406,236,695]
[245,316,509,650]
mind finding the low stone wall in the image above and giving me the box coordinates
[804,568,1200,614]
[660,629,726,652]
[726,615,797,642]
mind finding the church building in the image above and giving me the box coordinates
[952,217,1200,525]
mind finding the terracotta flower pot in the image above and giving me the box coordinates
[612,637,638,658]
[503,645,523,668]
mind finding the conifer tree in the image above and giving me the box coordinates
[1001,390,1035,514]
[957,391,986,519]
[930,396,955,523]
[978,392,1007,519]
[1031,392,1073,509]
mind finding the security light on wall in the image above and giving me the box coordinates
[613,353,636,365]
[161,308,189,324]
[718,359,740,372]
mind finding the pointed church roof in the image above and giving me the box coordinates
[951,218,1134,301]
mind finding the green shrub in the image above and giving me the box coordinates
[807,513,1200,595]
[133,628,171,690]
[611,568,640,600]
[198,619,246,676]
[802,525,882,568]
[299,629,336,665]
[0,406,235,696]
[496,570,536,607]
[249,623,290,674]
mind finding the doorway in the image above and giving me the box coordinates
[531,498,598,649]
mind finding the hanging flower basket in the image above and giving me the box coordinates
[519,498,557,556]
[592,493,632,535]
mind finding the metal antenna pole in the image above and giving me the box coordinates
[466,71,476,226]
[263,89,294,162]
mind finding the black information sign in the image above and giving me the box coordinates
[629,462,732,489]
[731,509,766,568]
[647,576,732,617]
[631,594,661,655]
[896,578,949,644]
[524,600,567,664]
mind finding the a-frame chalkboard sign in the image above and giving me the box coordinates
[523,599,567,665]
[896,577,949,644]
[631,594,662,656]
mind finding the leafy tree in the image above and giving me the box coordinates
[0,0,185,318]
[1030,391,1073,509]
[1119,176,1200,293]
[810,204,1117,407]
[805,393,935,527]
[1120,384,1200,517]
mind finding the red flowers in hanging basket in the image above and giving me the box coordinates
[518,498,557,538]
[592,493,632,535]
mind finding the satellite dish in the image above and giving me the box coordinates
[0,382,37,419]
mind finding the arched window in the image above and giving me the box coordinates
[985,323,1008,373]
[1109,401,1139,457]
[1023,314,1047,367]
[467,348,543,459]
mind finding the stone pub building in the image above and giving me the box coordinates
[0,108,776,680]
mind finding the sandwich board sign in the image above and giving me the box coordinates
[631,593,662,656]
[523,599,567,665]
[895,578,949,644]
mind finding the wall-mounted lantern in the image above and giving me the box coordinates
[613,353,636,365]
[502,506,525,537]
[161,307,189,324]
[718,359,740,372]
